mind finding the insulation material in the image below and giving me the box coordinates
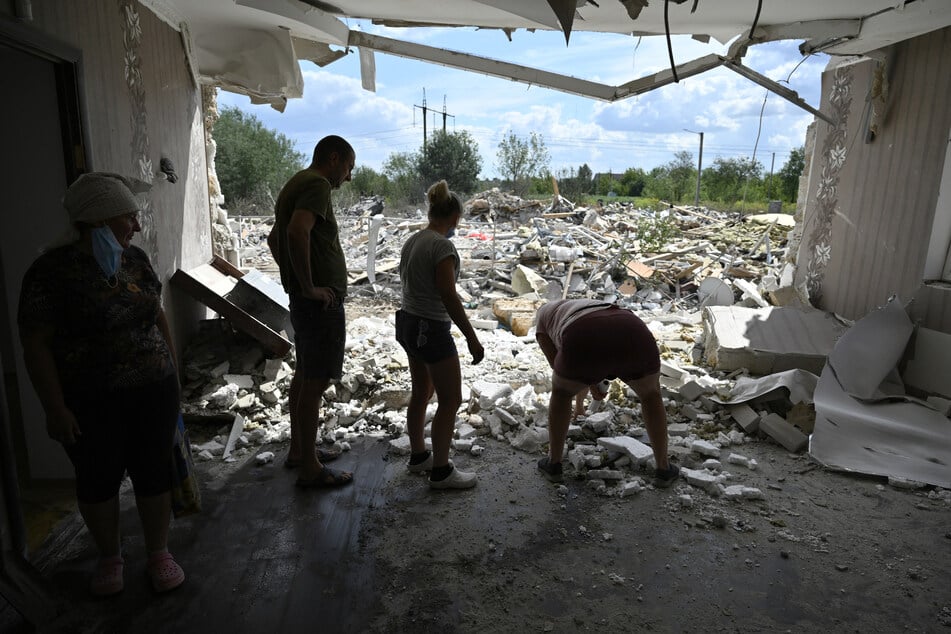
[194,28,303,111]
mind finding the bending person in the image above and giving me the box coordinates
[395,180,484,489]
[534,299,680,487]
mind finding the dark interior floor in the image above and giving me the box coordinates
[3,439,387,633]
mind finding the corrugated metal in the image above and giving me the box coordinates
[800,27,951,323]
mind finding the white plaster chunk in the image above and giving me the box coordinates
[567,448,586,471]
[566,424,584,439]
[584,454,603,468]
[619,481,643,497]
[494,408,518,427]
[681,467,724,493]
[726,453,758,470]
[724,485,765,500]
[456,423,478,440]
[678,494,693,508]
[388,435,412,455]
[470,445,485,456]
[203,384,238,409]
[198,449,215,461]
[472,381,514,410]
[263,358,284,382]
[702,459,722,471]
[667,423,691,437]
[584,411,613,433]
[587,469,624,481]
[255,451,275,465]
[224,374,254,389]
[196,439,225,456]
[510,425,543,452]
[597,436,654,466]
[453,438,475,452]
[690,439,721,458]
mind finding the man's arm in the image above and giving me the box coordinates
[286,209,335,307]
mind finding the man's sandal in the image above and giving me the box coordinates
[537,457,564,483]
[295,467,353,488]
[283,448,341,469]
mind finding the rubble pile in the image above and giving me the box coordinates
[180,189,949,506]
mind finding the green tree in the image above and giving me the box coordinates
[418,130,482,194]
[643,166,673,200]
[620,167,648,197]
[496,131,550,195]
[213,106,305,207]
[704,156,763,204]
[777,146,805,202]
[383,151,423,206]
[667,151,696,203]
[349,166,388,197]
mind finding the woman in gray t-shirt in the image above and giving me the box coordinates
[395,180,484,489]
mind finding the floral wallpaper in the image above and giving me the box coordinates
[804,66,853,305]
[119,0,157,257]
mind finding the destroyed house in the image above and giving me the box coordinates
[1,0,949,629]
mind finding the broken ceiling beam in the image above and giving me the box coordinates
[720,58,835,125]
[613,54,722,99]
[236,0,349,45]
[349,30,617,101]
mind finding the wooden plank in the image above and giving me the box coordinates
[170,267,291,357]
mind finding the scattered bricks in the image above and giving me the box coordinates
[584,411,613,433]
[587,469,624,481]
[494,408,518,427]
[702,459,722,471]
[728,404,761,434]
[567,424,584,439]
[567,448,586,471]
[254,451,275,465]
[471,318,497,330]
[716,432,733,446]
[584,454,603,468]
[263,358,284,382]
[667,422,691,437]
[224,374,254,389]
[620,480,643,497]
[727,430,746,445]
[597,436,654,467]
[660,360,689,382]
[680,405,703,421]
[453,438,475,452]
[759,413,808,452]
[698,394,720,412]
[690,439,721,458]
[456,423,478,440]
[785,402,816,434]
[678,380,707,402]
[681,467,722,494]
[724,485,765,500]
[726,453,757,470]
[388,435,412,455]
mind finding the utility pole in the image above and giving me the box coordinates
[441,95,455,133]
[767,152,776,199]
[684,129,704,208]
[414,88,428,153]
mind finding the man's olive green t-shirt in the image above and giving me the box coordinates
[272,169,347,299]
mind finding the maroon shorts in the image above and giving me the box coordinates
[554,306,660,385]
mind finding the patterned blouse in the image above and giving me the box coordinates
[18,244,175,397]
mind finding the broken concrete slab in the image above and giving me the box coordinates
[596,436,654,466]
[759,413,808,452]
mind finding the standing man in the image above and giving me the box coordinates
[534,299,680,487]
[268,135,355,488]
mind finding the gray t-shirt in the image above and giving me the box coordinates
[399,229,459,321]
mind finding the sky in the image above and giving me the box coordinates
[217,20,828,180]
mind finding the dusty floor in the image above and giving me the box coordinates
[2,428,950,633]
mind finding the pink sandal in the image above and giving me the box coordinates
[147,551,185,593]
[90,555,124,596]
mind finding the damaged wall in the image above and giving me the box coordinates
[12,0,212,351]
[796,27,951,326]
[0,0,212,478]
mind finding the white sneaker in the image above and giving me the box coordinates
[429,463,477,490]
[407,452,434,473]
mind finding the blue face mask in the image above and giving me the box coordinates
[91,226,124,277]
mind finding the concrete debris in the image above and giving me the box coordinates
[179,191,923,513]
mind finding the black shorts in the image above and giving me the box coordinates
[395,309,457,364]
[289,295,346,380]
[555,306,660,385]
[63,373,180,504]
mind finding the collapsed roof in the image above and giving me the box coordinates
[140,0,951,109]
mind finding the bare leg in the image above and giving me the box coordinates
[78,497,121,557]
[136,491,171,553]
[289,373,340,480]
[573,389,588,418]
[287,374,303,463]
[425,354,463,468]
[549,373,589,464]
[626,372,669,470]
[406,357,435,455]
